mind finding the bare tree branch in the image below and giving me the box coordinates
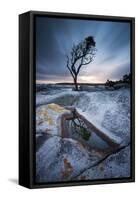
[66,36,97,91]
[66,56,75,79]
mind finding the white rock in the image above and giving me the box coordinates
[36,136,103,182]
[76,145,130,180]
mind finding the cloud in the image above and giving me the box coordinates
[109,62,130,80]
[36,16,130,83]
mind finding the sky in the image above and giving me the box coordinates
[36,16,130,84]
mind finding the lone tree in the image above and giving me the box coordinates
[66,36,96,91]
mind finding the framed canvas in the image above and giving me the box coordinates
[19,11,135,189]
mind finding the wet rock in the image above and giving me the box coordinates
[76,145,130,180]
[36,136,103,183]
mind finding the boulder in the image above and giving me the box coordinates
[36,103,73,137]
[36,136,104,183]
[75,88,130,146]
[76,145,130,180]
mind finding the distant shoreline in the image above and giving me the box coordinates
[36,82,106,86]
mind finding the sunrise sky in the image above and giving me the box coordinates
[36,16,130,84]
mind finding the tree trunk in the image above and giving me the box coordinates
[74,76,79,91]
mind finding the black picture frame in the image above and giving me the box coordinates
[19,11,135,189]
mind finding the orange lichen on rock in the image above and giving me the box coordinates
[37,107,55,125]
[80,176,86,180]
[47,103,68,113]
[62,158,73,178]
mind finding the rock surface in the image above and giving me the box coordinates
[35,88,131,182]
[36,136,104,183]
[75,88,130,145]
[36,103,73,136]
[36,91,82,107]
[76,145,130,180]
